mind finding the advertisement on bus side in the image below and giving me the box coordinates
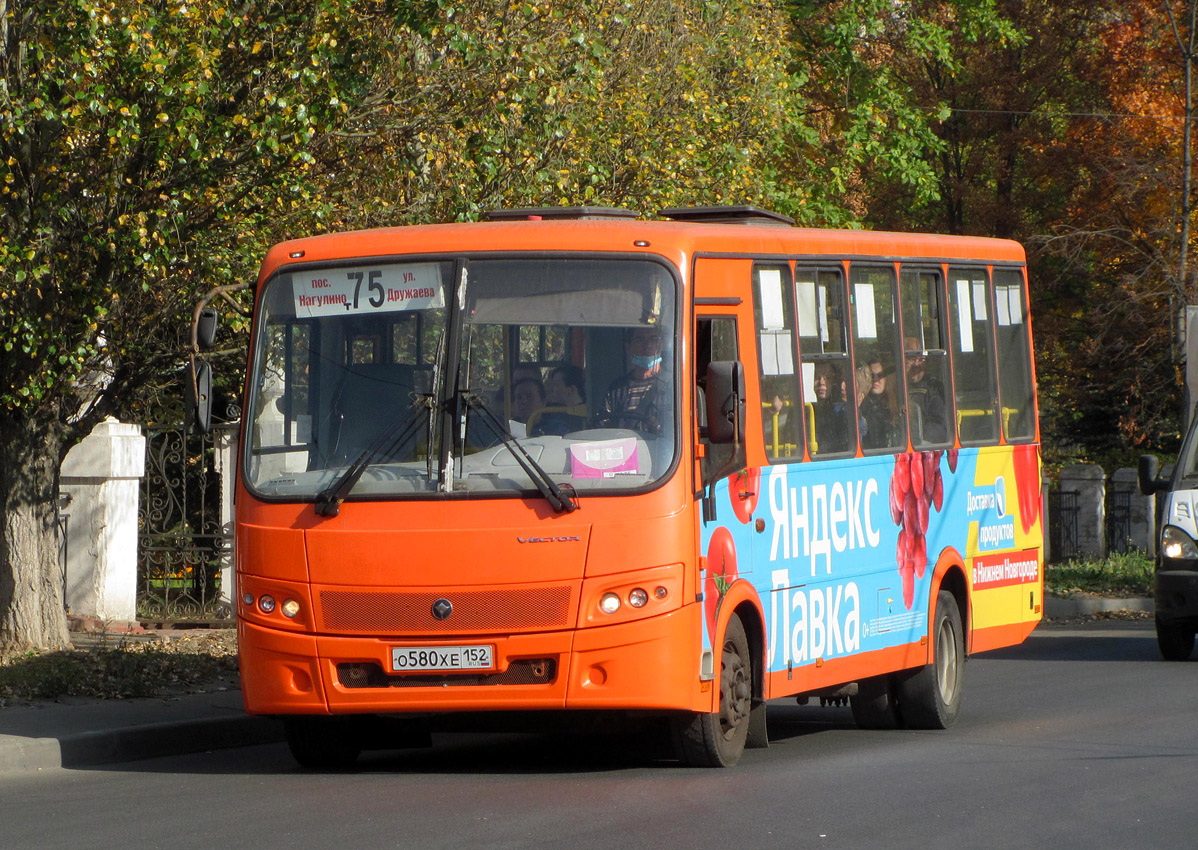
[699,445,1042,674]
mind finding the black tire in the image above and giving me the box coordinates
[1155,616,1196,661]
[897,590,965,730]
[851,674,900,730]
[284,716,363,770]
[673,614,753,767]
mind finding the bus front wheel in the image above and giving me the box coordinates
[896,590,964,730]
[673,613,752,767]
[284,716,363,769]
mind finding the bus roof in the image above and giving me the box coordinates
[260,207,1026,280]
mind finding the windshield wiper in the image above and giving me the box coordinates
[315,395,434,517]
[463,392,578,513]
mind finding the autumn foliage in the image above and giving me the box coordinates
[3,0,1198,648]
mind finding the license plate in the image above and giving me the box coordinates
[390,644,494,673]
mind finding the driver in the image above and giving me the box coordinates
[599,326,664,434]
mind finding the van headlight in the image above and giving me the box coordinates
[1161,525,1198,561]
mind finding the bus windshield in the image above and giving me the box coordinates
[244,256,678,501]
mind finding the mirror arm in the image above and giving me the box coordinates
[190,282,250,354]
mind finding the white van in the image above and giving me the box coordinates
[1139,433,1198,660]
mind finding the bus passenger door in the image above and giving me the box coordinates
[694,262,762,654]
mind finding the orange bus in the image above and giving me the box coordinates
[214,206,1042,767]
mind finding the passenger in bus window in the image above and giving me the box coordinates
[513,364,542,384]
[904,337,948,444]
[860,357,897,450]
[811,361,850,453]
[509,377,546,438]
[852,363,873,445]
[599,326,664,434]
[531,364,588,436]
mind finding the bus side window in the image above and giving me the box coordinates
[697,316,739,483]
[947,267,1000,445]
[797,266,852,458]
[899,269,953,449]
[993,267,1035,441]
[752,264,802,462]
[850,265,906,454]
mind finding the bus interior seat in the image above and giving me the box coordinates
[330,363,421,464]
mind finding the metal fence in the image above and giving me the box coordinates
[137,424,234,620]
[1047,489,1080,563]
[1105,489,1134,555]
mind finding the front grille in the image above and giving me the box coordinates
[319,585,574,634]
[337,659,557,688]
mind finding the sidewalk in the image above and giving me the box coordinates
[0,686,284,774]
[0,625,284,775]
[0,596,1155,775]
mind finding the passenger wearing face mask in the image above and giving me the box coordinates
[599,326,664,434]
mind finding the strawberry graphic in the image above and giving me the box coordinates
[728,467,760,524]
[705,526,738,637]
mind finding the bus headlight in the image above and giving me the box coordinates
[258,595,277,614]
[599,593,621,614]
[1161,525,1198,561]
[281,598,301,619]
[628,588,648,608]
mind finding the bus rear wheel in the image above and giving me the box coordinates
[284,716,363,769]
[673,613,752,767]
[896,590,964,730]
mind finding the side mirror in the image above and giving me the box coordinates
[705,360,745,445]
[1138,454,1167,495]
[196,307,219,350]
[186,359,213,434]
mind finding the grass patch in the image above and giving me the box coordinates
[1044,550,1154,598]
[0,631,237,705]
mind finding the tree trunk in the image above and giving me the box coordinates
[0,412,70,652]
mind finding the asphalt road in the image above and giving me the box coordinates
[3,620,1194,850]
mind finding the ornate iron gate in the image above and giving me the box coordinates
[137,424,236,620]
[1105,489,1133,554]
[1047,488,1081,563]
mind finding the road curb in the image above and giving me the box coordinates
[1,715,284,775]
[1044,596,1153,618]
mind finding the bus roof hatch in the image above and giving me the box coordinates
[484,207,640,221]
[657,205,794,227]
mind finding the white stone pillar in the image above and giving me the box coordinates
[60,418,146,622]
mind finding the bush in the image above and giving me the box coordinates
[1045,550,1154,597]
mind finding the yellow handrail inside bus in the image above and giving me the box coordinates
[805,402,817,455]
[760,400,799,458]
[956,406,1017,435]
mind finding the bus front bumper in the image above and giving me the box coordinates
[238,606,706,716]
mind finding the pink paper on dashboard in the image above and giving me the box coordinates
[569,437,640,478]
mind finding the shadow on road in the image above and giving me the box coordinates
[982,622,1167,663]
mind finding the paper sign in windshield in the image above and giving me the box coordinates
[292,263,445,317]
[570,438,640,478]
